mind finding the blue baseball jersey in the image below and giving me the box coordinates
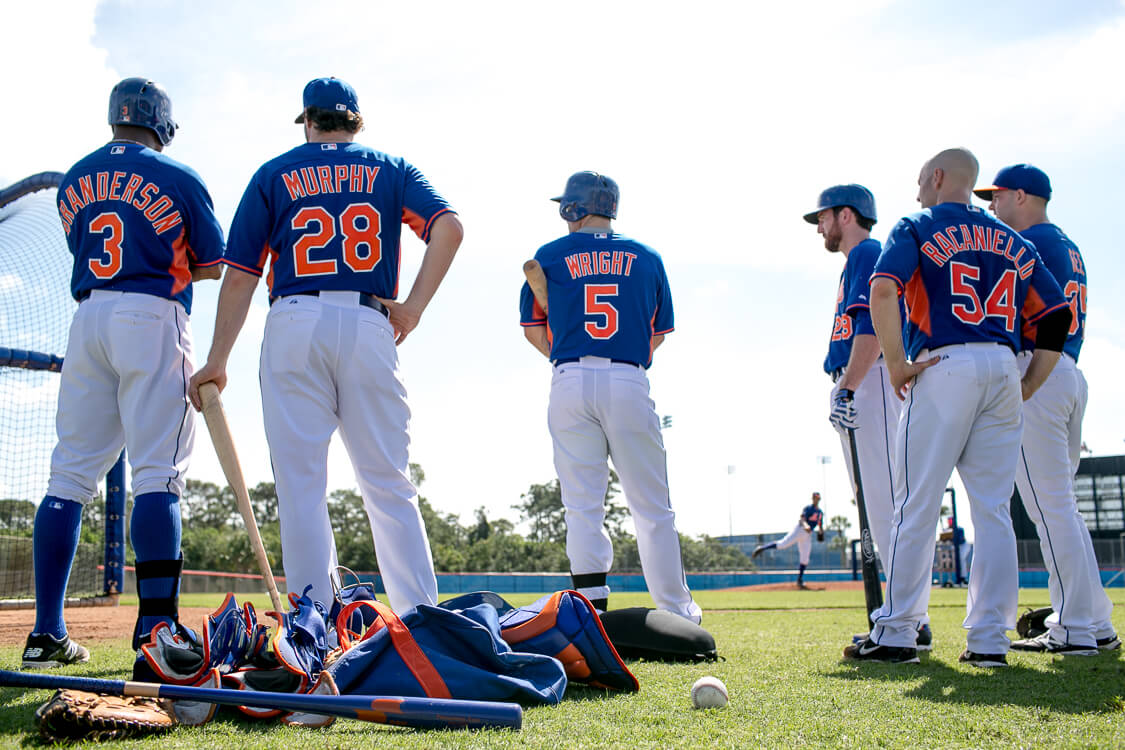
[824,238,888,374]
[55,141,225,313]
[802,504,823,529]
[1017,223,1086,362]
[871,203,1067,360]
[224,142,453,298]
[519,231,673,368]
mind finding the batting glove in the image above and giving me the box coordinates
[829,389,858,431]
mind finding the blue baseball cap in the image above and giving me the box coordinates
[294,77,360,123]
[973,164,1051,202]
[802,184,877,225]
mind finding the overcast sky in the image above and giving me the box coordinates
[3,0,1124,544]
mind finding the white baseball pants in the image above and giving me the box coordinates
[47,290,195,503]
[872,343,1022,654]
[260,292,437,614]
[1014,352,1114,646]
[774,524,814,566]
[548,356,701,623]
[832,360,902,564]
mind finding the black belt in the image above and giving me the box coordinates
[269,290,388,317]
[554,357,641,368]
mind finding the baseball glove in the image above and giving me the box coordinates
[817,530,825,542]
[35,689,175,744]
[1016,606,1054,639]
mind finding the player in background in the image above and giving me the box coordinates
[975,164,1119,654]
[22,78,224,673]
[845,148,1070,667]
[752,491,824,588]
[189,77,462,614]
[519,171,701,623]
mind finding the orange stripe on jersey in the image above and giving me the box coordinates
[1021,287,1067,324]
[402,207,427,240]
[421,207,452,241]
[904,270,932,336]
[221,258,263,277]
[169,229,192,297]
[265,244,278,295]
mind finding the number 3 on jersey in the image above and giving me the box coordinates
[88,212,124,279]
[585,283,619,339]
[292,202,382,277]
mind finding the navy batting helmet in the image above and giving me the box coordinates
[802,184,877,225]
[108,78,178,146]
[552,171,619,222]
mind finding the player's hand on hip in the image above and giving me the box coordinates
[188,361,227,411]
[829,389,858,431]
[886,356,940,400]
[377,298,421,345]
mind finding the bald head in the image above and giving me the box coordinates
[917,147,979,208]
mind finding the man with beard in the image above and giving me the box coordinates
[803,185,930,650]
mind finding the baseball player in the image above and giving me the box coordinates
[975,164,1118,654]
[752,492,824,588]
[519,171,701,623]
[21,78,224,672]
[845,148,1071,666]
[189,77,462,615]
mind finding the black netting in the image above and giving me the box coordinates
[0,176,103,601]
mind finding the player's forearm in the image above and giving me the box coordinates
[1021,350,1061,401]
[837,333,880,391]
[205,267,259,366]
[401,214,463,313]
[191,264,222,282]
[524,327,551,358]
[870,280,906,371]
[651,333,665,352]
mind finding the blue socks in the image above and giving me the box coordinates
[130,492,182,645]
[32,496,84,639]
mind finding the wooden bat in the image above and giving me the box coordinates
[198,382,284,614]
[523,259,548,312]
[0,669,523,730]
[847,427,884,631]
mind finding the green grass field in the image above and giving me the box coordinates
[2,588,1123,748]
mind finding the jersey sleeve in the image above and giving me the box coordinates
[844,245,877,336]
[223,169,273,277]
[519,281,547,327]
[1022,250,1068,324]
[177,170,225,267]
[872,219,920,293]
[652,259,674,335]
[401,163,454,243]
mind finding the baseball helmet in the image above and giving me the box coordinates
[802,184,877,225]
[108,77,178,146]
[552,171,619,222]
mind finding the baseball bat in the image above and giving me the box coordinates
[198,382,284,614]
[0,669,522,730]
[847,427,883,631]
[522,260,549,312]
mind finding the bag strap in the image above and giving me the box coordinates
[335,600,452,699]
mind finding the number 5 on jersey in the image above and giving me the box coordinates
[585,284,619,339]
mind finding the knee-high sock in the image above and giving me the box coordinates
[32,497,83,638]
[130,492,182,643]
[798,563,807,583]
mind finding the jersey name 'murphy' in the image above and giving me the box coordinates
[563,250,637,279]
[57,170,182,237]
[919,224,1036,279]
[280,164,382,201]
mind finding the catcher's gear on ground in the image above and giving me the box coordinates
[817,529,825,542]
[598,607,718,662]
[1016,606,1054,639]
[552,171,619,221]
[107,77,178,145]
[830,388,858,430]
[35,689,175,743]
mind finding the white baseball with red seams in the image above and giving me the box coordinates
[690,676,728,709]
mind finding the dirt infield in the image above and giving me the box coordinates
[721,580,864,592]
[0,606,215,647]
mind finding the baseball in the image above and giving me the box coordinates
[690,676,728,709]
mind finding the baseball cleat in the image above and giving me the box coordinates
[21,633,90,669]
[843,638,919,664]
[958,649,1007,668]
[1010,633,1098,656]
[915,623,933,651]
[751,546,765,559]
[1097,633,1121,651]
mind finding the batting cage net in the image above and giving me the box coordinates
[0,172,124,608]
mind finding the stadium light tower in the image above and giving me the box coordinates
[817,455,831,495]
[727,465,735,540]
